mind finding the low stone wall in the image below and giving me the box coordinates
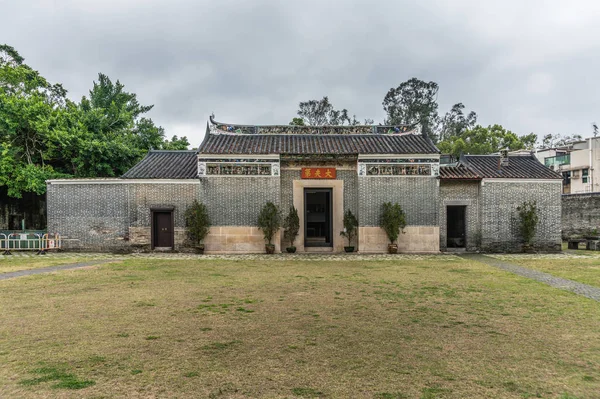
[358,226,440,253]
[204,226,281,254]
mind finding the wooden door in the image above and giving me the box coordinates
[153,211,173,248]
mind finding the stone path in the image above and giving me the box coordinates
[0,259,121,281]
[0,252,458,262]
[462,254,600,302]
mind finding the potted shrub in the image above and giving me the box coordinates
[258,201,281,254]
[517,200,538,252]
[184,200,211,254]
[340,209,358,252]
[283,206,300,253]
[380,202,406,254]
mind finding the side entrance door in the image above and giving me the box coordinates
[152,211,174,249]
[446,205,466,248]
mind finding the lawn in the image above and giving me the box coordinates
[499,254,600,288]
[0,254,115,274]
[1,256,599,398]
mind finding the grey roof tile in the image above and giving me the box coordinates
[461,154,562,179]
[121,150,197,179]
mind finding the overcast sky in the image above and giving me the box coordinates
[2,0,600,146]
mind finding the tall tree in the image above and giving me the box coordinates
[539,133,583,149]
[294,96,361,126]
[437,124,537,158]
[437,103,477,142]
[0,45,190,198]
[382,78,439,141]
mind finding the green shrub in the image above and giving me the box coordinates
[517,200,538,246]
[380,202,406,244]
[184,200,211,246]
[258,202,281,245]
[283,206,300,247]
[340,209,358,246]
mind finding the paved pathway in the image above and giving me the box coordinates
[462,254,600,302]
[0,259,121,281]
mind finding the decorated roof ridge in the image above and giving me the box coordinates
[208,115,418,136]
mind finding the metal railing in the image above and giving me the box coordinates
[1,233,61,255]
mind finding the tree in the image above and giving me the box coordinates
[539,133,583,149]
[184,200,211,248]
[437,124,537,159]
[294,96,361,126]
[340,209,358,249]
[437,103,477,142]
[382,78,439,141]
[0,44,190,198]
[380,202,407,245]
[257,201,281,248]
[517,201,538,247]
[283,206,300,249]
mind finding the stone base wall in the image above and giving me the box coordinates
[129,227,188,250]
[358,226,440,253]
[204,226,281,254]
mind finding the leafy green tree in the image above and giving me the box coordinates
[295,96,361,126]
[380,202,406,244]
[289,117,305,126]
[283,206,300,248]
[0,44,190,198]
[185,200,211,248]
[257,201,281,247]
[517,201,538,247]
[437,125,537,159]
[382,78,439,141]
[437,103,477,142]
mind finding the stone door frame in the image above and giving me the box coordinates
[293,180,344,252]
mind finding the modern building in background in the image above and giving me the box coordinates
[534,137,600,194]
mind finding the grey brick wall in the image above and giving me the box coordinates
[358,177,439,226]
[199,177,280,226]
[47,183,129,250]
[47,181,201,251]
[562,193,600,238]
[129,183,198,228]
[480,181,562,252]
[439,181,480,251]
[280,168,358,218]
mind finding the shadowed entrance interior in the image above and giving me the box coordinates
[304,188,332,247]
[447,205,466,248]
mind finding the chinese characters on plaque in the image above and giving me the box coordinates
[301,168,336,179]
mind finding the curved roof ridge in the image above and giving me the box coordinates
[208,115,416,135]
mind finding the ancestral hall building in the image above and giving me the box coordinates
[47,117,563,253]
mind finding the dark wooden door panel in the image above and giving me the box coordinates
[153,212,173,248]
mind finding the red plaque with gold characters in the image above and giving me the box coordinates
[301,168,336,179]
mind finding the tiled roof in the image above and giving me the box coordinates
[121,150,197,179]
[198,117,439,155]
[439,165,481,180]
[461,154,562,179]
[198,133,439,155]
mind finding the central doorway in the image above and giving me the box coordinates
[304,188,333,247]
[446,205,466,248]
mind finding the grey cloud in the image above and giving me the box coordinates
[2,0,600,147]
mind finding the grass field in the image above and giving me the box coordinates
[0,255,113,274]
[1,256,599,398]
[504,255,600,289]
